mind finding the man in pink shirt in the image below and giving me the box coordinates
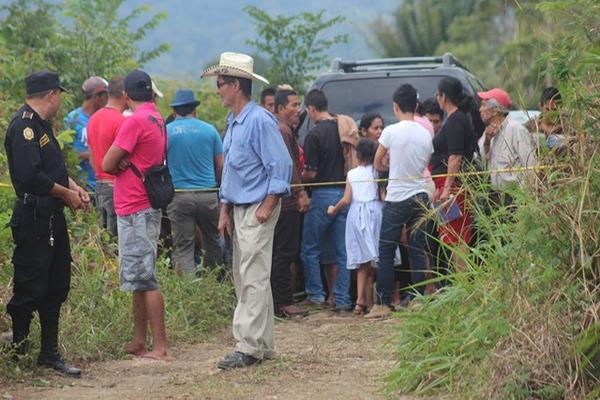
[87,76,127,236]
[102,70,171,361]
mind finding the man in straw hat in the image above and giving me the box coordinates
[202,52,293,369]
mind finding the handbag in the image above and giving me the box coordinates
[129,115,174,209]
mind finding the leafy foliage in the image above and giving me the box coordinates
[370,0,568,107]
[371,0,478,58]
[245,5,348,91]
[0,0,169,101]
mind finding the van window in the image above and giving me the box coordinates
[321,76,442,124]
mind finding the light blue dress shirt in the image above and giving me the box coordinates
[220,101,292,204]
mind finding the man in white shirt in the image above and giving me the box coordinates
[478,88,537,197]
[366,84,433,319]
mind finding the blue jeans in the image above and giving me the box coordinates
[301,188,351,308]
[377,192,429,305]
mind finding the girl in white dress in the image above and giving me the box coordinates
[328,139,383,314]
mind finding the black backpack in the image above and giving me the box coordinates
[129,115,174,209]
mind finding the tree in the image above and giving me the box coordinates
[0,0,170,98]
[0,0,68,74]
[371,0,557,107]
[61,0,170,90]
[371,0,477,58]
[245,5,348,91]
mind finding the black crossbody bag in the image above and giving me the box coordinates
[129,115,174,209]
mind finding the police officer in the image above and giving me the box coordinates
[4,71,90,377]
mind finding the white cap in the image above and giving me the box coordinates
[151,80,164,98]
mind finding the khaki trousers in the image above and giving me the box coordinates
[232,201,281,359]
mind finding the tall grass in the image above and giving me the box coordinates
[386,182,596,398]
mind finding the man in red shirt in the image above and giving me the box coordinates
[102,70,171,361]
[87,76,127,236]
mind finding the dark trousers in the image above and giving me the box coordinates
[7,203,71,347]
[376,193,429,305]
[271,208,302,310]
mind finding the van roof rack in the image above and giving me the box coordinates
[330,53,469,73]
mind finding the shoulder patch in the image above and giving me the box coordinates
[22,111,34,120]
[23,127,35,141]
[39,133,50,148]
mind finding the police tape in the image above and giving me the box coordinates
[173,163,566,193]
[0,163,567,193]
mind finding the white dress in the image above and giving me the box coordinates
[345,165,383,270]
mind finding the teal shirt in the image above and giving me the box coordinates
[64,107,96,190]
[167,117,223,189]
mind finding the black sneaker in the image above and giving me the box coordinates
[217,351,261,370]
[38,354,81,378]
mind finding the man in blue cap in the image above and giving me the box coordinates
[166,89,224,276]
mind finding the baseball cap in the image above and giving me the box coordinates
[124,69,153,99]
[25,71,68,95]
[82,76,108,97]
[477,88,512,109]
[151,80,164,98]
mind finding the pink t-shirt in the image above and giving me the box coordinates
[415,115,435,137]
[113,103,166,216]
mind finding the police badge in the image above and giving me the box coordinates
[23,127,34,141]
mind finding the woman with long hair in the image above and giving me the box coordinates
[431,77,478,271]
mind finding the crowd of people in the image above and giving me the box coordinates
[4,51,564,375]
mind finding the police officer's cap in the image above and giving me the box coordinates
[25,71,68,95]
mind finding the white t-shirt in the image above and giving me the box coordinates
[347,165,378,202]
[379,120,433,202]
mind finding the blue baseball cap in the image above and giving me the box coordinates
[170,89,200,108]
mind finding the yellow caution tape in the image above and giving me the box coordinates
[173,163,567,193]
[0,163,569,193]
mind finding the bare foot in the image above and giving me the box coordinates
[139,350,174,362]
[125,341,146,356]
[326,297,335,308]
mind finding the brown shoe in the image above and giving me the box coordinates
[298,299,328,308]
[364,304,392,319]
[280,305,309,318]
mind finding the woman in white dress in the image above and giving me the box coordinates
[328,139,383,314]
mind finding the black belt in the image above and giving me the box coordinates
[16,193,64,211]
[234,203,256,209]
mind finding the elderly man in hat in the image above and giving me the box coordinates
[64,76,109,192]
[478,88,538,200]
[166,89,224,276]
[202,52,292,369]
[5,71,89,377]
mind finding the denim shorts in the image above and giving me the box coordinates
[117,208,161,291]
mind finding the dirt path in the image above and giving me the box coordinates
[4,312,408,400]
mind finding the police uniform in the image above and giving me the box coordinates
[4,71,80,377]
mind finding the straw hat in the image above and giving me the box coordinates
[201,52,269,85]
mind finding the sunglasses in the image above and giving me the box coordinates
[216,80,232,89]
